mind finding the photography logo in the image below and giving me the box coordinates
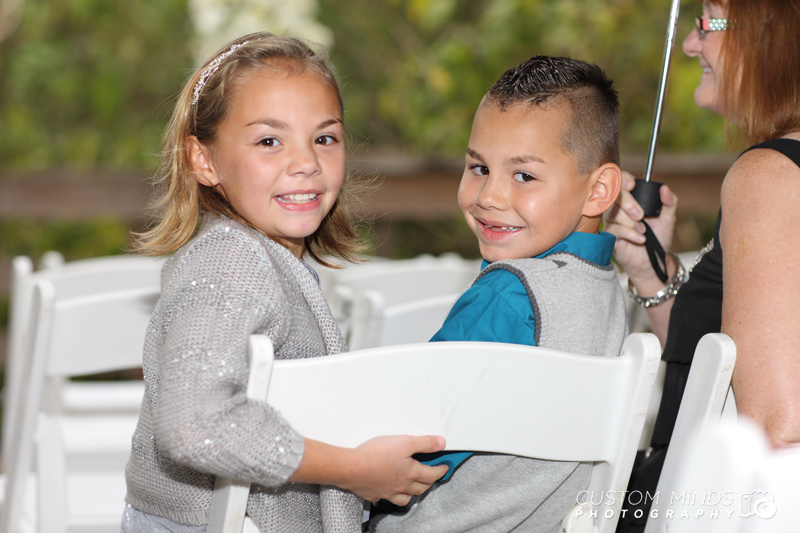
[740,490,776,519]
[575,490,778,521]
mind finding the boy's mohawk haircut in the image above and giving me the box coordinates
[487,55,620,172]
[487,56,617,110]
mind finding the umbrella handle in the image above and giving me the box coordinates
[631,180,664,217]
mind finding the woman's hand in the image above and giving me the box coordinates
[604,171,679,344]
[291,435,448,506]
[604,171,679,291]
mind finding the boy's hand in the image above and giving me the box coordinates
[344,435,449,506]
[604,171,678,290]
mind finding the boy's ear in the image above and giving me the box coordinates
[582,163,622,218]
[187,136,219,188]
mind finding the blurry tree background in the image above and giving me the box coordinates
[319,0,726,156]
[0,0,727,378]
[0,0,725,173]
[0,0,733,429]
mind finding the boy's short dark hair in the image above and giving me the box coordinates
[486,56,619,175]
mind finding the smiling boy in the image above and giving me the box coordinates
[370,56,628,533]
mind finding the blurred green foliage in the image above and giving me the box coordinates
[0,217,131,260]
[319,0,728,157]
[0,0,194,172]
[0,0,727,173]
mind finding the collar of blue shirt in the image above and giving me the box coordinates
[480,230,616,270]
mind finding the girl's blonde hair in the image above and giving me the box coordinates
[133,32,367,265]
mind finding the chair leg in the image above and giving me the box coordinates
[207,478,251,533]
[36,414,68,533]
[561,502,593,533]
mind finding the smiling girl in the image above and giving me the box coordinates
[122,33,447,533]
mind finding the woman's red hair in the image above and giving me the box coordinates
[708,0,800,144]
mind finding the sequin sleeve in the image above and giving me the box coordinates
[151,225,305,487]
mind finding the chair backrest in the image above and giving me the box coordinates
[644,333,737,533]
[331,255,479,306]
[657,418,795,533]
[1,254,163,479]
[2,256,35,464]
[347,290,458,350]
[324,255,479,338]
[1,267,161,533]
[208,332,661,533]
[207,336,276,533]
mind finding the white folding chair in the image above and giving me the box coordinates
[347,290,458,351]
[324,254,480,340]
[2,254,163,478]
[330,254,478,305]
[3,255,35,468]
[1,270,161,533]
[644,333,737,533]
[208,332,662,533]
[654,417,796,533]
[617,249,719,451]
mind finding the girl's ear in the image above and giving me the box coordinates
[187,136,219,188]
[582,163,622,218]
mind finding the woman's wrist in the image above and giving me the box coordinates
[627,252,687,308]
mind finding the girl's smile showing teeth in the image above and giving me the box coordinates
[277,193,318,204]
[274,190,324,212]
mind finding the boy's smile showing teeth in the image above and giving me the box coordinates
[477,218,522,233]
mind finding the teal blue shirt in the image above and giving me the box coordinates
[430,231,616,345]
[419,231,616,479]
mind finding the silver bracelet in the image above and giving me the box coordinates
[627,252,688,308]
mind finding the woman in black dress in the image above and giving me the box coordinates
[605,0,800,530]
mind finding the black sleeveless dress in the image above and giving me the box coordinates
[616,138,800,532]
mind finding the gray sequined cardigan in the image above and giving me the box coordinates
[124,214,362,532]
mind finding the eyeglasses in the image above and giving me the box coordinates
[694,16,728,39]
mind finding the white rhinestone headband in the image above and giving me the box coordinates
[191,41,251,107]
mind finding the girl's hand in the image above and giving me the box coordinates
[291,435,449,506]
[604,171,678,290]
[344,435,449,506]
